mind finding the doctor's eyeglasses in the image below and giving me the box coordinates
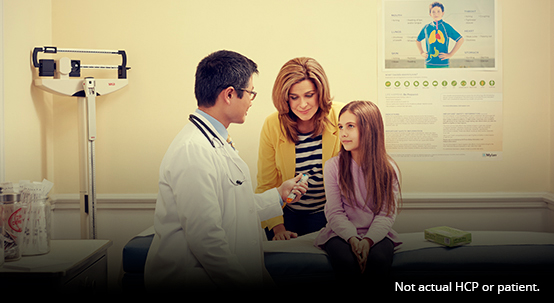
[239,88,257,101]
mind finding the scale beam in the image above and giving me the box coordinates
[32,46,130,239]
[32,46,129,79]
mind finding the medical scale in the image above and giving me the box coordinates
[32,46,130,239]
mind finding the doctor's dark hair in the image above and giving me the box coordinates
[195,50,259,107]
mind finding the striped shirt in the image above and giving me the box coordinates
[289,132,325,213]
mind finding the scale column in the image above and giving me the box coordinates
[78,78,98,239]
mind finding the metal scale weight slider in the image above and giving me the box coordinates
[32,46,130,239]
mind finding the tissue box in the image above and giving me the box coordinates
[424,226,472,247]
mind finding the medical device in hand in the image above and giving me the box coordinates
[32,46,130,239]
[286,173,309,204]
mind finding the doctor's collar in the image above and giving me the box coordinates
[195,108,228,140]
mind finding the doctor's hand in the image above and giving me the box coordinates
[277,174,309,204]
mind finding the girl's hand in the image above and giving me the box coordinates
[349,237,372,273]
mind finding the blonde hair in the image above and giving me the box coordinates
[272,57,333,142]
[338,101,401,216]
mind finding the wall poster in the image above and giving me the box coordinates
[378,0,501,161]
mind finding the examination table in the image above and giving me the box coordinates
[121,227,554,290]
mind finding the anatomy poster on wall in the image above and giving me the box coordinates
[378,0,502,161]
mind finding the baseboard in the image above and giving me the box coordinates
[400,192,552,210]
[51,193,157,210]
[545,192,554,211]
[49,192,554,211]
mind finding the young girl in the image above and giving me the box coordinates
[315,101,402,284]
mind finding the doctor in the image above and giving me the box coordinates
[144,50,308,291]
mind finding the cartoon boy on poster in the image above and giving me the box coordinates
[416,1,464,68]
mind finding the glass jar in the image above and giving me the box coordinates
[1,192,22,261]
[21,197,51,256]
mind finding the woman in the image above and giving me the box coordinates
[256,57,344,240]
[314,101,402,285]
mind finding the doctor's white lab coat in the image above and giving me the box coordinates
[144,113,283,290]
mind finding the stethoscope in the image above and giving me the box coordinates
[189,114,246,186]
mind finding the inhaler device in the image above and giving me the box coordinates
[286,173,309,203]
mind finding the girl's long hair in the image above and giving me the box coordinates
[272,57,333,142]
[338,101,401,216]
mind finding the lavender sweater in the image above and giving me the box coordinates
[314,156,401,248]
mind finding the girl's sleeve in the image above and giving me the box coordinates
[363,202,397,245]
[363,164,400,245]
[323,158,358,242]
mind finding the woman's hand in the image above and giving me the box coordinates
[272,224,298,241]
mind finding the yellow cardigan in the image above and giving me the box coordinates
[255,102,345,230]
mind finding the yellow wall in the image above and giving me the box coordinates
[3,0,553,197]
[551,1,554,196]
[3,0,53,183]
